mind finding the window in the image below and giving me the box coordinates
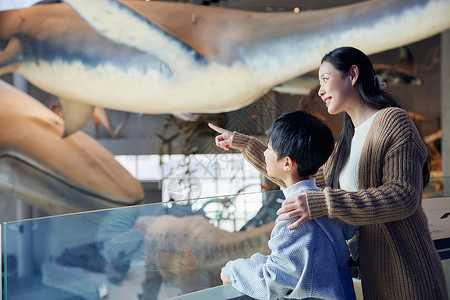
[115,154,264,230]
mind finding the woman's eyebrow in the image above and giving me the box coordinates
[318,73,329,82]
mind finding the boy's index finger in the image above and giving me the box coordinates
[208,123,226,134]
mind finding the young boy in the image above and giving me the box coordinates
[217,110,358,300]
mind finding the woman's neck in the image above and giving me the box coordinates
[347,101,379,128]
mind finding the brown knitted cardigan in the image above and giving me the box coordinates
[230,107,447,299]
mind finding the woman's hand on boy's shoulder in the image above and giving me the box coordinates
[276,193,310,230]
[209,123,234,151]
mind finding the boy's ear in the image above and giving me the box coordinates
[284,156,294,171]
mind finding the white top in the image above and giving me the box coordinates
[339,111,379,191]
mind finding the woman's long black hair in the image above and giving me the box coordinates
[322,47,430,189]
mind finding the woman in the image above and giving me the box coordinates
[209,47,447,299]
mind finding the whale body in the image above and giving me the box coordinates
[0,0,449,135]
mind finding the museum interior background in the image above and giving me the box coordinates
[0,0,449,299]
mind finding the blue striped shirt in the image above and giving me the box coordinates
[225,179,359,299]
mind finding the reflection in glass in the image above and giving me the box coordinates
[3,183,450,299]
[3,191,283,299]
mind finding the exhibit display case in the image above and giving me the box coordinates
[2,180,450,300]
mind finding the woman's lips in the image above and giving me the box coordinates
[323,97,331,107]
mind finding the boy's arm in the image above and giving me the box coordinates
[221,251,269,285]
[231,132,286,188]
[224,219,316,300]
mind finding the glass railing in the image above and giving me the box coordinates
[2,190,284,300]
[3,181,450,300]
[424,176,450,198]
[422,177,450,298]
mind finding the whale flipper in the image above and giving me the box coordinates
[0,37,22,74]
[63,0,202,67]
[60,98,95,137]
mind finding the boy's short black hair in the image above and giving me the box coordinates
[268,110,334,177]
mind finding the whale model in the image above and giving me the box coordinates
[0,0,449,135]
[0,79,144,214]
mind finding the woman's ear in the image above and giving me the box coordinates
[349,65,359,86]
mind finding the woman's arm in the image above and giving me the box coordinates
[209,123,285,188]
[306,143,425,225]
[279,108,427,227]
[231,132,286,188]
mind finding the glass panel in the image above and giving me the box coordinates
[424,177,450,198]
[418,177,450,295]
[3,180,450,300]
[2,190,281,300]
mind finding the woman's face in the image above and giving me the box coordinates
[318,61,355,115]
